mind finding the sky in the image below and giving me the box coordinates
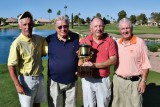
[0,0,160,20]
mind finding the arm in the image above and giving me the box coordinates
[8,66,25,94]
[82,55,117,69]
[138,69,149,94]
[138,39,151,94]
[94,56,117,68]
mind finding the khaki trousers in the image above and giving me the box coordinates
[112,74,142,107]
[48,78,77,107]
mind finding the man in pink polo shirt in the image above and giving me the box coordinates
[78,17,117,107]
[112,18,151,107]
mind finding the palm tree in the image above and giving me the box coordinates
[78,13,81,26]
[47,8,52,20]
[64,5,67,15]
[57,10,61,16]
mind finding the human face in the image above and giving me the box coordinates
[55,20,69,38]
[90,18,104,40]
[119,22,132,41]
[19,18,33,38]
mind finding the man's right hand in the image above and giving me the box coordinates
[16,84,25,95]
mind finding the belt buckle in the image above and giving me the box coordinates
[126,76,131,80]
[130,76,140,81]
[31,76,39,80]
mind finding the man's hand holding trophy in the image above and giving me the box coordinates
[77,42,95,78]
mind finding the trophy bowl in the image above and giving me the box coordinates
[79,44,91,58]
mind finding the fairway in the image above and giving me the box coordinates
[0,60,160,107]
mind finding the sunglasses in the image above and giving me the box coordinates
[57,25,69,29]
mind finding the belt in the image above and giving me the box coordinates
[94,76,103,79]
[94,75,108,79]
[115,73,141,81]
[19,74,42,80]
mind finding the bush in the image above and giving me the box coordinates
[147,44,159,52]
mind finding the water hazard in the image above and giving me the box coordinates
[0,28,55,64]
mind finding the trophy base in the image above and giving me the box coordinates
[77,66,94,78]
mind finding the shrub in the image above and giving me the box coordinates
[147,44,159,52]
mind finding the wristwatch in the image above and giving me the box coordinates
[141,79,147,83]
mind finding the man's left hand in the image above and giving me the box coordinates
[82,61,93,66]
[138,81,146,94]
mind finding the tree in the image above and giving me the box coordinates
[57,10,61,16]
[137,13,148,25]
[78,13,81,25]
[0,17,6,25]
[86,17,91,24]
[73,15,79,23]
[81,18,86,24]
[71,13,74,28]
[102,17,110,24]
[117,10,127,22]
[130,15,137,24]
[102,17,107,24]
[151,12,160,24]
[64,5,67,15]
[65,14,69,19]
[47,8,52,20]
[96,13,102,18]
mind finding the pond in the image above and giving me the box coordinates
[0,28,55,64]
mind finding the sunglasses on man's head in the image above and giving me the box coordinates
[57,25,69,29]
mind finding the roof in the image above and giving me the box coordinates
[6,18,18,23]
[36,18,51,23]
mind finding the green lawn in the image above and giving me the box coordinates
[1,24,160,36]
[0,60,160,107]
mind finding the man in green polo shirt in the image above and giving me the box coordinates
[8,11,48,107]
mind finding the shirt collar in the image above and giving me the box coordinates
[57,34,70,42]
[19,33,32,42]
[119,35,137,44]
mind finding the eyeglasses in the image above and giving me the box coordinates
[57,25,69,29]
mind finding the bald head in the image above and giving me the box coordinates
[90,17,105,40]
[90,17,104,28]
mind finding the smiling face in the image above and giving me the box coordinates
[90,18,104,40]
[55,20,69,39]
[119,19,133,41]
[19,18,33,38]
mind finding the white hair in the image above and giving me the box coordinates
[54,16,69,25]
[118,18,133,29]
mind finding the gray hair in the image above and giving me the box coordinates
[118,18,133,29]
[54,16,69,25]
[18,17,33,25]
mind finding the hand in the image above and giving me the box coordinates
[82,61,93,66]
[138,81,146,94]
[15,84,26,95]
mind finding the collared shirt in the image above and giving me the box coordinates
[57,34,70,42]
[8,33,48,76]
[115,35,151,77]
[46,31,79,84]
[80,34,117,77]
